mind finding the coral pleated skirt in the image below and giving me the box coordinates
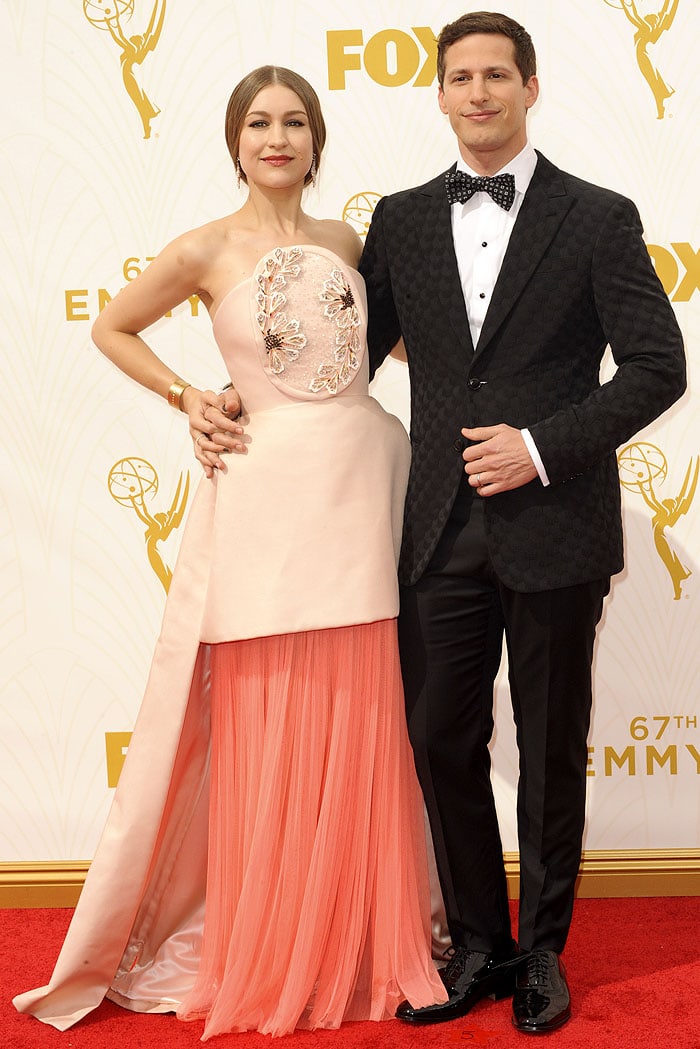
[177,618,444,1038]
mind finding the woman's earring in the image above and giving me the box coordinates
[310,153,317,187]
[236,157,243,189]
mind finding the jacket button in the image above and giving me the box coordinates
[453,438,464,452]
[468,377,482,390]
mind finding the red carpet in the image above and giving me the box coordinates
[2,899,699,1048]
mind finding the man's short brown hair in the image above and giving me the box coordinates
[437,11,537,87]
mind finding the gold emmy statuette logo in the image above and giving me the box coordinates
[108,456,189,592]
[618,442,699,599]
[604,0,680,118]
[83,0,166,138]
[342,193,381,239]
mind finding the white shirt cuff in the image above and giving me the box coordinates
[521,428,550,487]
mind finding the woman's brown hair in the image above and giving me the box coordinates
[224,65,326,186]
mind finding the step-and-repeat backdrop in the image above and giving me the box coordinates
[1,0,698,862]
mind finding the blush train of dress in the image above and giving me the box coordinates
[178,620,446,1038]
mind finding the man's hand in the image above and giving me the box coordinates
[462,424,537,496]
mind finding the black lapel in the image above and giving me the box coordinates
[416,168,474,352]
[475,153,573,356]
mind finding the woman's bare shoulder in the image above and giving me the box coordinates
[163,216,232,268]
[153,215,249,305]
[312,218,363,268]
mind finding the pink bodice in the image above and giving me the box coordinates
[212,245,370,413]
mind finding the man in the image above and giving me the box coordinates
[359,11,685,1035]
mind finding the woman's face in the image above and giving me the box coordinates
[237,84,314,189]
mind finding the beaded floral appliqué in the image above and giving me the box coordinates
[312,269,361,394]
[255,247,307,374]
[254,247,361,394]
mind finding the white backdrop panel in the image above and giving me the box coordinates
[1,0,698,861]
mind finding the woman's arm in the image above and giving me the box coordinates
[92,229,245,477]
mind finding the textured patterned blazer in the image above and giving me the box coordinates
[360,152,686,591]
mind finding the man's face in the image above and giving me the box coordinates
[438,33,539,174]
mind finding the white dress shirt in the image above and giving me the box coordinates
[450,142,549,485]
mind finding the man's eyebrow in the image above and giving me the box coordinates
[447,64,510,76]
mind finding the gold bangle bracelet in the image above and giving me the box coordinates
[167,378,191,411]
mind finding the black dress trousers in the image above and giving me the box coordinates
[398,481,609,954]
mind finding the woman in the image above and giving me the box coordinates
[13,66,446,1038]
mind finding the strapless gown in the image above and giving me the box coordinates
[13,246,446,1037]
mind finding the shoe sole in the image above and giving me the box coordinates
[397,969,517,1025]
[511,1006,572,1034]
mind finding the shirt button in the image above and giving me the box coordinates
[482,241,488,247]
[479,292,486,299]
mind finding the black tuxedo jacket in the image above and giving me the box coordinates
[360,152,686,591]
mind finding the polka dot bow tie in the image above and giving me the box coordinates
[444,170,516,211]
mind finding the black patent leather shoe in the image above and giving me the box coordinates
[512,949,571,1034]
[396,942,523,1024]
